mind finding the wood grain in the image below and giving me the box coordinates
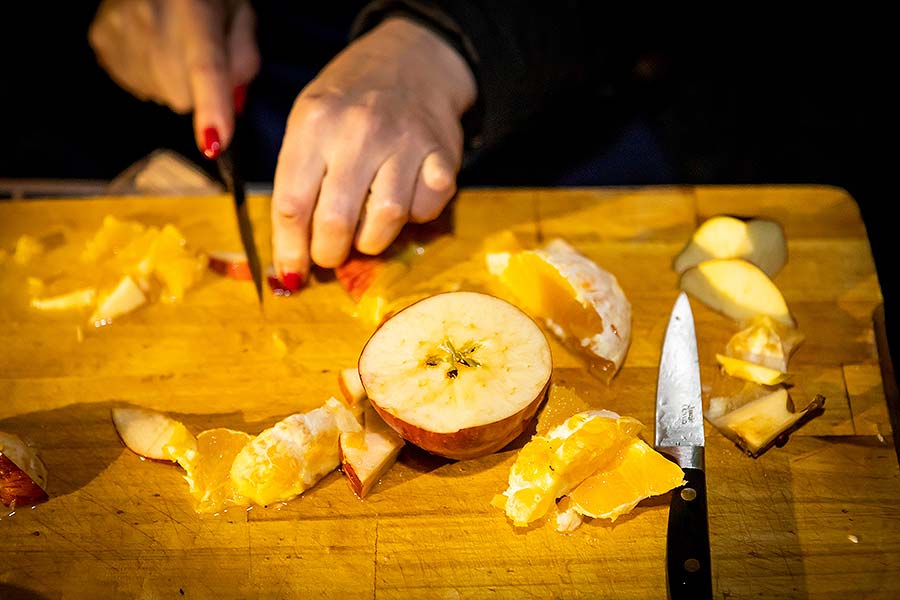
[1,186,897,599]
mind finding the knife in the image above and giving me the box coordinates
[655,291,712,600]
[215,112,263,305]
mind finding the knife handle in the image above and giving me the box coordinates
[666,467,712,600]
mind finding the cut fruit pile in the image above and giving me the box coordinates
[485,236,631,384]
[0,431,49,509]
[493,409,684,531]
[26,215,208,327]
[358,291,552,460]
[674,215,824,456]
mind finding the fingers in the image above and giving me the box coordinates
[355,153,418,255]
[410,150,459,223]
[227,1,261,87]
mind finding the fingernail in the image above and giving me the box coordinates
[282,272,303,292]
[202,127,221,159]
[233,84,247,115]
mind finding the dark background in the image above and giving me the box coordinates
[1,6,895,375]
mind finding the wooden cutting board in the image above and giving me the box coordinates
[1,185,897,599]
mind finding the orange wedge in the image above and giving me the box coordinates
[182,428,254,514]
[568,438,685,521]
[81,215,147,263]
[494,410,642,527]
[486,237,631,382]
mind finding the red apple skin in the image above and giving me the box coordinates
[335,253,384,302]
[0,454,48,507]
[368,382,549,460]
[207,253,252,281]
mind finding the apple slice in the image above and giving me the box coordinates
[13,234,45,265]
[337,368,368,420]
[90,275,148,327]
[207,251,252,281]
[359,291,552,460]
[111,406,197,468]
[31,288,97,311]
[680,258,795,327]
[486,237,631,383]
[706,388,825,457]
[335,253,387,302]
[674,215,787,277]
[339,405,405,498]
[716,354,788,386]
[0,432,49,507]
[726,315,804,372]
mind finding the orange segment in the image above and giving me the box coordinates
[497,410,642,527]
[487,237,631,382]
[182,428,254,514]
[81,215,147,263]
[568,438,685,521]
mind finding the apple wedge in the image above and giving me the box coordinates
[680,258,795,327]
[207,251,252,281]
[674,215,787,277]
[359,291,552,460]
[90,275,148,327]
[339,405,405,499]
[725,315,804,372]
[716,354,788,386]
[111,406,197,468]
[337,367,368,420]
[0,431,49,507]
[706,388,825,457]
[335,253,387,302]
[31,288,97,311]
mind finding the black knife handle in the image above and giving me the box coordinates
[666,467,712,600]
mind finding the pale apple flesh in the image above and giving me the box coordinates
[111,406,197,468]
[716,353,788,386]
[337,367,368,420]
[0,432,49,507]
[673,215,787,278]
[339,405,405,498]
[725,315,804,373]
[679,258,795,327]
[90,275,148,328]
[359,291,553,460]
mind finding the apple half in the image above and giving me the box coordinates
[673,215,787,277]
[339,405,405,499]
[358,291,552,460]
[0,431,49,508]
[680,258,795,327]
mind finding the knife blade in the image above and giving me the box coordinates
[216,141,263,305]
[655,291,712,600]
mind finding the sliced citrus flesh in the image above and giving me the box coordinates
[568,438,685,520]
[494,410,642,527]
[230,398,361,507]
[182,428,254,514]
[487,237,631,382]
[725,314,804,372]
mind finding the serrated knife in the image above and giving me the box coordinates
[655,291,712,599]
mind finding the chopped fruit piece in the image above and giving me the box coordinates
[31,288,96,311]
[486,238,631,383]
[706,388,825,457]
[339,406,405,498]
[535,384,593,435]
[182,428,254,514]
[673,215,787,277]
[154,254,208,303]
[230,398,362,506]
[495,410,642,527]
[207,251,252,280]
[335,253,387,302]
[568,438,685,521]
[81,215,146,263]
[716,354,788,385]
[0,432,49,508]
[337,368,368,420]
[725,315,804,372]
[111,406,197,468]
[553,496,585,533]
[13,235,44,265]
[358,291,553,460]
[680,258,795,327]
[111,226,161,272]
[354,261,413,324]
[90,275,147,327]
[272,330,288,358]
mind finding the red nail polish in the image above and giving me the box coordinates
[233,84,247,115]
[282,272,302,292]
[202,127,221,159]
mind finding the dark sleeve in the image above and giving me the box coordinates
[350,1,640,163]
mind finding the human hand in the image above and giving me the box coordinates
[270,17,477,289]
[88,0,260,157]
